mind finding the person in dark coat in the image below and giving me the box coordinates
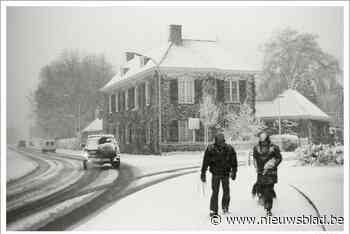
[252,131,282,216]
[200,132,238,216]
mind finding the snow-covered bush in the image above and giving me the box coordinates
[270,134,299,152]
[224,102,265,141]
[296,144,344,166]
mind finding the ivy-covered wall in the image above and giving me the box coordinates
[160,71,256,152]
[103,70,256,154]
[103,74,161,154]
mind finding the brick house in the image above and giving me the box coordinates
[101,25,259,154]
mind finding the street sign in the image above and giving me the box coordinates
[188,118,200,130]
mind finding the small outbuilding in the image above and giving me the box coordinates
[256,89,331,143]
[81,118,103,144]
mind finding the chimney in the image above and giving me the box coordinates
[168,24,182,45]
[125,52,134,62]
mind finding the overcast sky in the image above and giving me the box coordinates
[7,6,344,138]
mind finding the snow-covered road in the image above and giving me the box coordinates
[75,154,344,231]
[7,148,38,183]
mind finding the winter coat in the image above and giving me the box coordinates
[253,143,282,185]
[201,143,238,176]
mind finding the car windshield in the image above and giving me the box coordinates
[86,137,99,148]
[98,137,113,145]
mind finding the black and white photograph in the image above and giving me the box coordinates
[1,1,349,233]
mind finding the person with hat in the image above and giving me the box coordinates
[200,132,238,217]
[252,131,282,216]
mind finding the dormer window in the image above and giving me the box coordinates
[121,67,129,76]
[140,56,150,67]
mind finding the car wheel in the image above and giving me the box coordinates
[111,161,120,169]
[83,160,88,170]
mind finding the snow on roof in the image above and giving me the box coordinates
[256,89,330,122]
[101,39,260,93]
[82,118,103,133]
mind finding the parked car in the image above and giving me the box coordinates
[83,134,120,170]
[41,139,56,153]
[17,140,26,148]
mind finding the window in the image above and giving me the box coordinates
[145,81,151,106]
[146,122,151,144]
[119,91,125,111]
[178,120,194,142]
[125,125,129,144]
[115,93,119,112]
[195,122,204,142]
[127,124,133,144]
[138,83,145,108]
[134,86,138,110]
[119,124,125,144]
[178,78,195,104]
[109,95,112,113]
[224,80,239,103]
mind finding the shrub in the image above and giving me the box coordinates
[270,134,299,152]
[296,144,344,166]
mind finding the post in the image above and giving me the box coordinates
[78,103,81,146]
[278,95,282,135]
[158,72,162,155]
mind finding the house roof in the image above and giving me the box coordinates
[101,39,260,93]
[82,118,103,133]
[256,89,330,122]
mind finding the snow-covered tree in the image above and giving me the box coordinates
[224,102,265,141]
[199,95,220,145]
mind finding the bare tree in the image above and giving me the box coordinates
[199,95,220,145]
[32,50,115,138]
[259,28,341,105]
[224,102,265,142]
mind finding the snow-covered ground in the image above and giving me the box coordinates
[278,162,344,231]
[7,148,38,183]
[74,151,343,231]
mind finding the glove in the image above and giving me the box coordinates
[230,172,236,181]
[200,173,206,182]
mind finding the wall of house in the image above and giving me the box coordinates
[159,72,255,152]
[103,71,256,154]
[103,73,161,154]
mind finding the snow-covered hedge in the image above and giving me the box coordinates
[270,134,299,152]
[296,144,344,166]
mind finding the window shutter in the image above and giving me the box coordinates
[216,79,225,102]
[115,93,119,112]
[138,83,144,108]
[128,88,135,109]
[239,80,247,103]
[224,80,231,102]
[120,92,125,111]
[169,120,178,142]
[170,79,178,104]
[194,79,202,104]
[111,94,116,112]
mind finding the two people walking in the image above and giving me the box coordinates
[200,131,282,217]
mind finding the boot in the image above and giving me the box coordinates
[209,210,218,217]
[222,207,229,214]
[265,209,272,217]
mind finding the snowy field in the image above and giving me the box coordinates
[7,148,38,183]
[75,154,343,231]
